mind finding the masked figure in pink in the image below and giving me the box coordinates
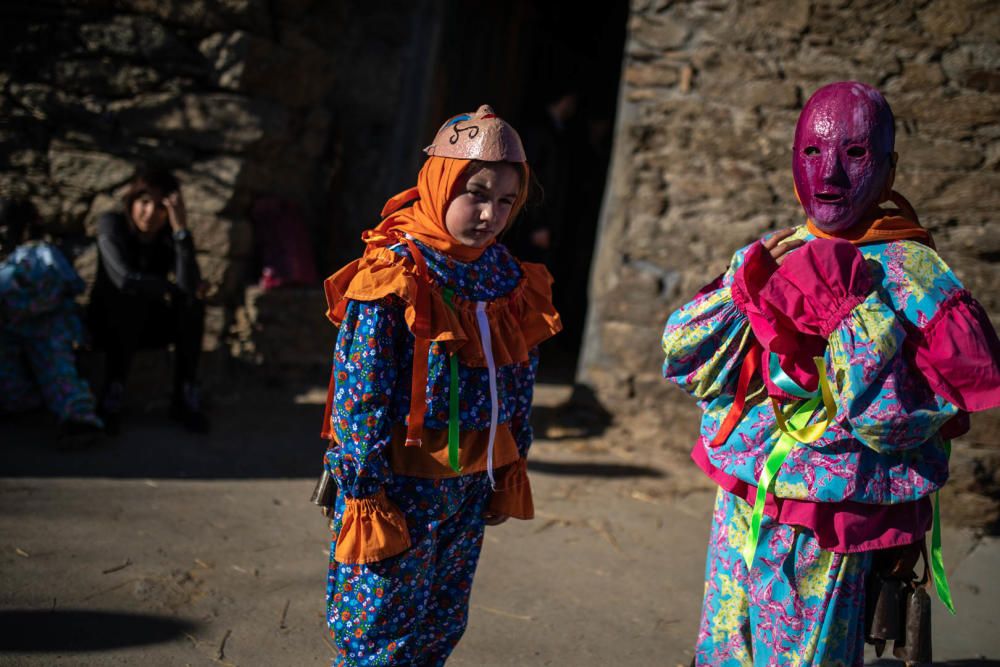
[662,82,1000,665]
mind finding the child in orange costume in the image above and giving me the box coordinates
[316,106,561,666]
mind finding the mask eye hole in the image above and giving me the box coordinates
[846,146,867,158]
[803,146,820,156]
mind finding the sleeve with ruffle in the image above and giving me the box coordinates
[661,247,755,401]
[827,292,960,453]
[325,296,411,563]
[487,346,539,521]
[757,239,963,453]
[911,290,1000,413]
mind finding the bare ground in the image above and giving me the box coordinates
[1,381,998,666]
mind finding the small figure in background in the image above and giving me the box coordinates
[88,165,208,434]
[0,196,103,444]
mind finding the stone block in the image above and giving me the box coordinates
[237,286,335,370]
[741,0,810,34]
[72,242,100,295]
[108,93,289,154]
[629,14,690,50]
[199,28,337,108]
[927,172,1000,212]
[885,61,946,94]
[624,62,680,88]
[48,142,134,193]
[895,136,984,171]
[189,216,254,259]
[78,15,196,62]
[197,254,249,303]
[113,0,271,33]
[178,156,246,217]
[84,193,124,236]
[917,0,976,46]
[53,59,161,98]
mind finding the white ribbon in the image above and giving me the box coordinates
[476,301,499,489]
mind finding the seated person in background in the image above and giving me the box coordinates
[88,165,208,434]
[0,196,103,443]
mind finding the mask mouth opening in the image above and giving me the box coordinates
[815,193,845,203]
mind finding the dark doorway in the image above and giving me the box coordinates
[424,1,629,382]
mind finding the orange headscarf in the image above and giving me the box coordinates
[323,155,537,448]
[365,156,530,263]
[806,191,935,249]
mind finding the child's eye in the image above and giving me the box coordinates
[803,146,820,156]
[846,146,867,158]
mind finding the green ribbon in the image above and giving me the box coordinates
[932,440,955,614]
[442,288,462,474]
[742,396,821,568]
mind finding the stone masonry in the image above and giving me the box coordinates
[0,0,427,356]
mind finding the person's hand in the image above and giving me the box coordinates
[482,510,509,526]
[757,238,873,338]
[162,191,187,233]
[762,228,805,265]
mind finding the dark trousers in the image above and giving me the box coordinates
[89,290,204,396]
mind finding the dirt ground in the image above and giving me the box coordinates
[1,380,999,666]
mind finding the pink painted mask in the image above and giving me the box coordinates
[793,82,895,232]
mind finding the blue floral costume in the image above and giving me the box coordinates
[322,238,559,667]
[0,242,102,427]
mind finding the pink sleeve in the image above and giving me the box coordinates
[913,290,1000,412]
[732,241,826,396]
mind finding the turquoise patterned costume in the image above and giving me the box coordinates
[663,226,1000,665]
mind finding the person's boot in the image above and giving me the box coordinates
[170,382,209,433]
[98,381,125,436]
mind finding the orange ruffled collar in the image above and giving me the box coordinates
[807,191,935,249]
[324,244,561,366]
[320,240,561,445]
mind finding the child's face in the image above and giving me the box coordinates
[444,163,521,248]
[130,188,170,235]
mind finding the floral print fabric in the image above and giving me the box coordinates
[696,488,870,667]
[0,242,100,425]
[324,239,540,666]
[662,228,963,506]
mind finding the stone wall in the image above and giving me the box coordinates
[583,0,1000,528]
[0,0,429,351]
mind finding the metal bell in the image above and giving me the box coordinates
[310,468,337,513]
[868,576,904,642]
[893,585,932,665]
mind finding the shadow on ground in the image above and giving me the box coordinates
[0,610,198,652]
[0,378,327,480]
[531,383,614,440]
[528,459,665,478]
[869,662,1000,666]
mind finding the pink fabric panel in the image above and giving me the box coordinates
[757,238,873,338]
[692,442,931,553]
[732,241,824,396]
[914,290,1000,413]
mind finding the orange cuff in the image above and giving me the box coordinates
[334,489,411,564]
[488,458,534,520]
